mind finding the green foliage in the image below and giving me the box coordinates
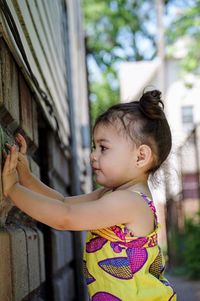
[167,0,200,75]
[82,0,158,125]
[169,227,185,264]
[171,212,200,278]
[83,0,157,70]
[90,75,119,124]
[184,212,200,278]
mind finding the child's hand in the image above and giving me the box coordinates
[2,145,19,197]
[15,133,31,185]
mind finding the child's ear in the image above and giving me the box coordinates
[136,144,152,167]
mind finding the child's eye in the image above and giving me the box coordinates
[100,145,107,152]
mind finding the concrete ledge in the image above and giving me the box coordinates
[24,228,40,292]
[0,228,12,301]
[7,226,29,301]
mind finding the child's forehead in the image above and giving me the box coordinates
[93,123,119,139]
[92,122,129,143]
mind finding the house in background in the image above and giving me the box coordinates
[119,59,168,249]
[0,1,91,300]
[118,43,200,251]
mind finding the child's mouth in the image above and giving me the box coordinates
[93,168,101,174]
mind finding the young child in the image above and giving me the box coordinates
[2,89,176,301]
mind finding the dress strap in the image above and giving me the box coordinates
[134,191,158,227]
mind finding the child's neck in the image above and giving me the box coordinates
[112,179,148,192]
[112,180,152,199]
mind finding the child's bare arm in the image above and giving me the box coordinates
[18,171,107,204]
[15,134,107,203]
[6,138,64,201]
[63,187,109,205]
[3,146,151,231]
[6,183,138,231]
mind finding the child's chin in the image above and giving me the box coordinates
[95,179,104,185]
[95,177,106,186]
[96,178,113,188]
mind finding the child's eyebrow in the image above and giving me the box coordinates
[93,138,110,144]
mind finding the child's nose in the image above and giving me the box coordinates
[90,150,97,164]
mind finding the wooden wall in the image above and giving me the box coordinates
[0,0,91,300]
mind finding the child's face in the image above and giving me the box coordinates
[90,123,139,188]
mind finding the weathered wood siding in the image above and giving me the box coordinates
[2,0,70,146]
[0,0,91,300]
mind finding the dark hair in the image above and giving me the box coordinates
[93,89,172,174]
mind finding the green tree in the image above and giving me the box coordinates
[82,0,158,123]
[167,0,200,75]
[184,213,200,278]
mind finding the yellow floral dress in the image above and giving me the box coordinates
[83,192,176,301]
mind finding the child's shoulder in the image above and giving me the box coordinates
[100,187,154,217]
[100,188,144,205]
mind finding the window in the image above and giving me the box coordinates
[181,105,194,132]
[181,105,193,124]
[182,173,199,199]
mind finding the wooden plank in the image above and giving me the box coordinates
[19,72,33,140]
[12,0,63,104]
[8,0,68,122]
[6,0,48,93]
[48,132,70,192]
[34,0,67,79]
[32,97,38,147]
[22,0,67,98]
[0,41,2,110]
[41,0,65,70]
[0,38,20,130]
[27,0,68,111]
[2,1,72,144]
[13,0,69,122]
[5,1,70,140]
[48,0,66,69]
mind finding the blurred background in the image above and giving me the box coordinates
[0,0,199,300]
[83,0,200,299]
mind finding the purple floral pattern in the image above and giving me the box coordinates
[92,292,122,301]
[84,192,176,300]
[86,235,107,253]
[83,260,96,285]
[126,248,148,273]
[149,248,165,278]
[98,257,133,279]
[110,225,126,240]
[98,248,148,279]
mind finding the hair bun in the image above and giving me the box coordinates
[139,89,165,120]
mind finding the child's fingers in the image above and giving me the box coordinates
[15,133,27,155]
[18,152,24,161]
[3,149,8,158]
[10,146,18,170]
[5,143,19,156]
[5,143,12,150]
[5,143,19,152]
[2,154,10,175]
